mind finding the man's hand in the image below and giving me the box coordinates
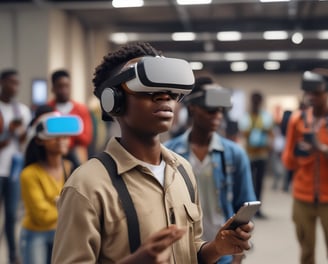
[118,225,187,264]
[214,217,253,256]
[200,217,254,263]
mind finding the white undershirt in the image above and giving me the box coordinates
[55,101,73,114]
[139,159,166,186]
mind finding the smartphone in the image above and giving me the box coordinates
[303,133,314,144]
[293,145,310,157]
[226,201,261,230]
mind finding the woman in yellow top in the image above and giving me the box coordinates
[19,105,74,264]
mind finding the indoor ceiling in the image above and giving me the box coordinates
[2,0,328,74]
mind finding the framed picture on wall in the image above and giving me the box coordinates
[31,79,48,106]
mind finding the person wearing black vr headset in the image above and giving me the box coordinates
[51,42,254,264]
[165,76,256,264]
[282,70,328,264]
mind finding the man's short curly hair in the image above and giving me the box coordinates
[92,42,161,98]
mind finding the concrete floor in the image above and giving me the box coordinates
[244,177,326,264]
[0,175,327,264]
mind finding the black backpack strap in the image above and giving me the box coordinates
[177,164,195,203]
[95,152,140,253]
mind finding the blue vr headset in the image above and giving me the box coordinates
[29,113,83,140]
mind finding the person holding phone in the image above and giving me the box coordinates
[165,76,256,264]
[282,70,328,264]
[0,69,32,264]
[51,42,254,264]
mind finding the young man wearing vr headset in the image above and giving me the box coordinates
[51,42,254,264]
[165,77,256,264]
[282,71,328,264]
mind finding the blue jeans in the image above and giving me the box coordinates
[0,175,21,262]
[20,228,55,264]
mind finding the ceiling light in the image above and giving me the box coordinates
[190,62,203,70]
[110,33,128,44]
[110,33,138,44]
[224,52,245,61]
[177,0,212,5]
[291,32,303,44]
[318,51,328,59]
[260,0,290,2]
[263,31,288,40]
[318,30,328,39]
[263,61,280,70]
[268,51,289,60]
[217,31,242,41]
[112,0,144,8]
[171,32,196,41]
[230,62,248,72]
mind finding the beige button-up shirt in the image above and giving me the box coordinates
[52,138,205,263]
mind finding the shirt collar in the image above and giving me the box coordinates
[105,137,178,175]
[184,129,224,152]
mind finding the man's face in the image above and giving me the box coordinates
[305,90,328,108]
[189,104,224,133]
[52,76,71,103]
[118,58,178,136]
[0,74,19,98]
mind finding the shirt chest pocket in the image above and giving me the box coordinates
[171,203,201,263]
[173,202,201,232]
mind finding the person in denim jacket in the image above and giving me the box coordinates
[165,76,256,264]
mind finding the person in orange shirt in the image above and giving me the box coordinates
[282,71,328,264]
[48,70,93,168]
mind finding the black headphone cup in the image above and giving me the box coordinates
[100,87,125,116]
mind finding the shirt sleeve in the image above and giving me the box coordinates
[51,186,101,264]
[232,146,257,212]
[20,168,58,226]
[71,104,93,147]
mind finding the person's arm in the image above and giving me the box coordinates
[72,105,93,147]
[198,218,253,264]
[232,146,257,212]
[20,168,59,226]
[52,187,101,264]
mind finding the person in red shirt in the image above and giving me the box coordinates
[48,70,93,168]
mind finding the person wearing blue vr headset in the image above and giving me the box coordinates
[165,77,256,264]
[19,105,82,264]
[52,42,254,264]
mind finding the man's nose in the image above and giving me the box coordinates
[152,92,171,101]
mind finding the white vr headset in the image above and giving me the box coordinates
[184,84,232,108]
[100,56,195,95]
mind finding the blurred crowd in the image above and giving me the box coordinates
[0,56,327,264]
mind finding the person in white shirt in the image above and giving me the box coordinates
[0,69,31,264]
